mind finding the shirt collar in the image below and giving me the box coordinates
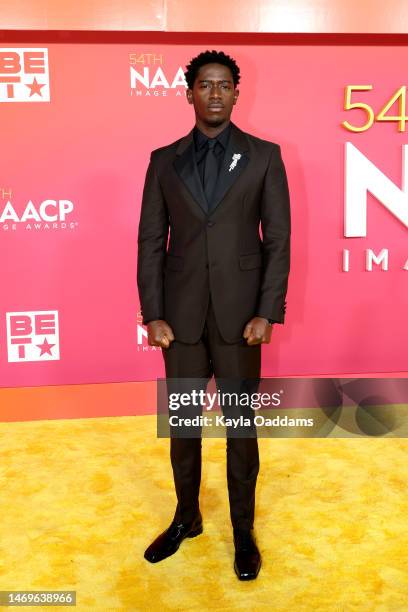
[193,122,231,151]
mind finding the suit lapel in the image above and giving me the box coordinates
[210,123,249,214]
[172,121,250,216]
[173,129,208,215]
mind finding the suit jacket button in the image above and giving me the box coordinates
[207,221,215,227]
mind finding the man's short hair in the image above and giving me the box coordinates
[184,50,241,89]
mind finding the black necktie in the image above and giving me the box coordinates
[203,138,219,207]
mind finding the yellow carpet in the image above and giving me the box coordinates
[0,415,407,611]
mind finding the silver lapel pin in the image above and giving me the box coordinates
[228,153,242,172]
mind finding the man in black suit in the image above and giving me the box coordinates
[137,50,290,580]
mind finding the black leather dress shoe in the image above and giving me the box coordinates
[233,529,262,580]
[144,512,203,563]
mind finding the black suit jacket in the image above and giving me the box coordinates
[137,121,291,344]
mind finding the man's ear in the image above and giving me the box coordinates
[186,88,194,105]
[233,89,240,105]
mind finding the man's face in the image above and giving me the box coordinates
[186,63,239,127]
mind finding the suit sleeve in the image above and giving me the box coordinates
[137,152,169,325]
[256,145,291,324]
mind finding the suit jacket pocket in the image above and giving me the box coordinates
[239,252,262,270]
[165,254,184,271]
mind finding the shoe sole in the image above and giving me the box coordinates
[187,525,203,538]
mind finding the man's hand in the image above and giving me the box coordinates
[147,320,175,349]
[243,317,273,346]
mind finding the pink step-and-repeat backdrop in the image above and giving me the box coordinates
[1,43,407,388]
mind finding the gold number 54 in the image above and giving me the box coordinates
[342,85,408,132]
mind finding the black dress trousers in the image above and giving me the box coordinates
[162,295,261,531]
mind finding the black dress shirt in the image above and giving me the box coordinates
[193,122,231,187]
